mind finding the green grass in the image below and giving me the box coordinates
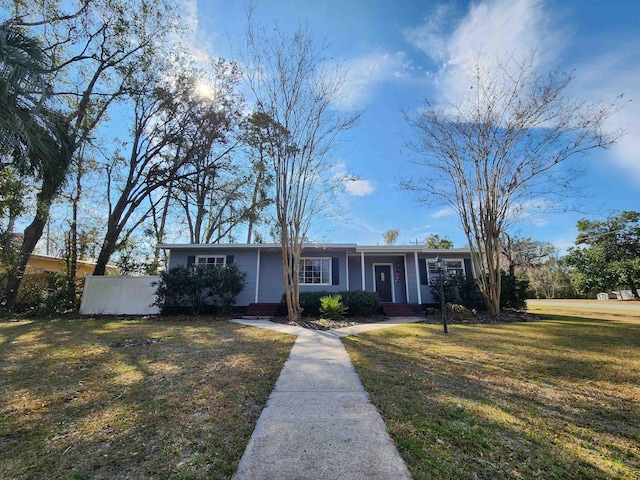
[343,307,640,479]
[0,317,295,479]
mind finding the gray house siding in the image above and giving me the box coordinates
[167,248,259,306]
[256,251,284,303]
[348,255,363,291]
[255,250,350,303]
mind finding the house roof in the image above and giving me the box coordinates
[156,243,471,255]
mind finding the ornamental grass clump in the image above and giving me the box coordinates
[319,294,348,319]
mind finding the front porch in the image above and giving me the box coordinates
[379,302,423,317]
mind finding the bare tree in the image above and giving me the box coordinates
[244,21,360,320]
[499,232,555,277]
[383,229,399,245]
[403,53,623,315]
[92,63,240,274]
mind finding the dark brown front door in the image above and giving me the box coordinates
[375,265,393,302]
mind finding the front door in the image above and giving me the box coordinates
[374,265,393,302]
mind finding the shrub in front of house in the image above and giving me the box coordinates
[429,271,528,312]
[340,290,379,316]
[319,294,348,319]
[283,290,379,318]
[154,264,247,314]
[500,271,529,311]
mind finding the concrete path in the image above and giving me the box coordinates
[230,317,420,480]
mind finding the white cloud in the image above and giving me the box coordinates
[336,52,411,108]
[172,0,214,62]
[345,179,374,196]
[406,0,562,103]
[431,206,456,218]
[404,0,640,183]
[404,4,454,63]
[570,48,640,182]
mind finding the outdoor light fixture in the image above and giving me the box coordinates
[434,256,448,334]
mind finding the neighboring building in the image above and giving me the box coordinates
[157,243,474,310]
[26,254,116,277]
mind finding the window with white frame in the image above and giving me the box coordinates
[195,255,226,266]
[299,258,331,285]
[427,260,464,281]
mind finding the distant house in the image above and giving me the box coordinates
[26,254,116,277]
[158,243,474,314]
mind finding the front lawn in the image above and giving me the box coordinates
[0,317,295,479]
[343,308,640,479]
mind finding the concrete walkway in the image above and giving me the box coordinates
[230,317,421,480]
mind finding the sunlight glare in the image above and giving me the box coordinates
[195,80,215,100]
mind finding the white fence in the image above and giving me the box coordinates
[80,276,161,315]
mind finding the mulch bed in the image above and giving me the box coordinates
[424,305,541,324]
[270,315,387,331]
[271,308,541,330]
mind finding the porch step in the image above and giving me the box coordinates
[245,303,281,317]
[380,303,422,317]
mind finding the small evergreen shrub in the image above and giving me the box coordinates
[319,294,348,319]
[296,291,327,317]
[1,271,80,314]
[340,290,379,316]
[500,271,529,311]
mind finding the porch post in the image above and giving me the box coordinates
[403,254,410,302]
[345,252,349,291]
[414,251,422,305]
[361,251,365,291]
[254,249,261,303]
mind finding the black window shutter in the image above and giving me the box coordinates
[464,258,473,281]
[226,255,234,264]
[187,255,195,267]
[331,257,339,285]
[419,258,428,285]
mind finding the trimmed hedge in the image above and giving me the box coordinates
[154,264,247,314]
[282,290,379,317]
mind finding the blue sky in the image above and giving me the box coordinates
[177,0,640,251]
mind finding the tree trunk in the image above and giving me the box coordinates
[2,192,54,310]
[93,230,119,276]
[246,165,264,243]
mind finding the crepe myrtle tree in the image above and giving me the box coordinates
[403,53,624,315]
[243,19,360,320]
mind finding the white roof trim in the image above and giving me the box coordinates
[157,243,471,254]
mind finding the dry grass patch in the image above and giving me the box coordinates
[343,308,640,479]
[0,318,295,479]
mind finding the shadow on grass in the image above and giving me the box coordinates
[344,318,640,480]
[0,318,295,479]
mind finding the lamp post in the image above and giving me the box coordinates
[435,256,448,334]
